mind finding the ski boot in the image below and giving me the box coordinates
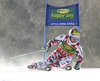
[27,63,37,69]
[65,66,72,71]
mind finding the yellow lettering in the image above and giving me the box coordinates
[66,14,74,18]
[51,13,65,19]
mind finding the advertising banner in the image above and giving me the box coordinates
[45,4,79,26]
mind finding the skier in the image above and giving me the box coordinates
[27,27,83,70]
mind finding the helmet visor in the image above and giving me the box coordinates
[71,35,80,39]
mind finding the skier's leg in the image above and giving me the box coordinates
[46,50,61,66]
[27,60,47,69]
[53,56,72,67]
[28,50,60,69]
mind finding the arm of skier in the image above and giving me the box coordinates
[46,34,66,47]
[74,45,83,70]
[44,34,66,51]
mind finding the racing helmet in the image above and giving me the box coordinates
[69,27,80,39]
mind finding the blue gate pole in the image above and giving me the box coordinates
[77,0,80,44]
[77,0,79,4]
[43,0,48,60]
[77,0,80,30]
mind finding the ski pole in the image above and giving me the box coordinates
[2,49,45,61]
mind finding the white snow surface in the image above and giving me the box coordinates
[0,66,100,81]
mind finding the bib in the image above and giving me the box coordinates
[60,41,76,54]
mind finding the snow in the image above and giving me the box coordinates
[0,66,100,81]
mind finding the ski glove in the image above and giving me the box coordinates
[44,45,50,52]
[74,61,81,70]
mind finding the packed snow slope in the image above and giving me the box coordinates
[0,66,100,81]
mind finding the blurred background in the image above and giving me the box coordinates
[0,0,99,68]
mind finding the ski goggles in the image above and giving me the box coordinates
[71,35,80,39]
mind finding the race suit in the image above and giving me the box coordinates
[34,34,83,68]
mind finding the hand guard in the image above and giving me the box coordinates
[74,61,81,70]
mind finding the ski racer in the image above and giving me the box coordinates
[27,27,83,70]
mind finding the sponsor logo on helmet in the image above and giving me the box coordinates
[57,9,69,13]
[72,29,80,35]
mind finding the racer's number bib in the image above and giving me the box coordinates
[60,41,76,54]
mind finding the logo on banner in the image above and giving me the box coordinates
[57,9,69,13]
[51,8,74,19]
